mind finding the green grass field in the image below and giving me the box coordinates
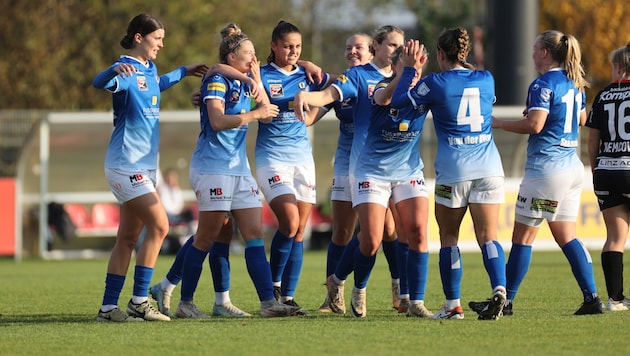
[1,249,628,355]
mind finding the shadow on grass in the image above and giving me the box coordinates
[0,313,96,324]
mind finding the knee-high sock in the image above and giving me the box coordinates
[353,248,376,289]
[269,230,293,283]
[481,240,507,290]
[133,265,153,298]
[245,238,275,302]
[326,241,345,278]
[408,250,429,301]
[165,235,194,285]
[209,242,230,293]
[562,239,598,301]
[335,235,359,280]
[382,239,399,279]
[506,243,532,301]
[180,245,207,302]
[601,251,624,300]
[397,242,410,295]
[102,273,125,307]
[282,240,303,298]
[439,246,462,300]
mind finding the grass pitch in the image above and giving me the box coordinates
[1,249,628,355]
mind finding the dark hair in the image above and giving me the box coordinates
[610,41,630,77]
[267,20,301,64]
[120,13,164,49]
[219,23,249,64]
[369,25,404,56]
[537,30,589,91]
[437,27,473,69]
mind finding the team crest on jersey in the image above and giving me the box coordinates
[269,84,284,98]
[230,89,240,102]
[416,82,430,96]
[368,84,375,98]
[298,81,306,90]
[137,76,148,91]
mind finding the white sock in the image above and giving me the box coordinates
[215,291,230,305]
[446,299,460,310]
[131,296,148,304]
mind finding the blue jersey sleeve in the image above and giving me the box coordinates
[158,66,187,92]
[93,65,119,90]
[390,67,417,108]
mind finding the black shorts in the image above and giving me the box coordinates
[593,169,630,211]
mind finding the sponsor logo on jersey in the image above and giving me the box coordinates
[207,82,226,93]
[540,88,552,101]
[269,84,284,98]
[152,96,157,105]
[416,82,430,96]
[137,76,147,91]
[337,74,348,84]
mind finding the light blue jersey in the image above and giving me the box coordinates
[524,68,585,177]
[93,55,186,170]
[190,73,253,175]
[354,79,427,180]
[392,67,504,183]
[256,62,330,167]
[329,98,354,175]
[332,63,393,173]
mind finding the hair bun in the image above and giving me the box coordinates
[220,23,242,40]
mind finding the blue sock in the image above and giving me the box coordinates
[335,235,359,280]
[209,242,230,293]
[397,242,410,295]
[481,240,507,290]
[439,246,462,300]
[166,235,194,285]
[180,245,207,302]
[282,240,303,298]
[102,273,125,306]
[133,265,153,298]
[353,248,376,289]
[506,243,533,301]
[270,230,293,283]
[408,250,429,301]
[561,239,598,301]
[326,241,345,278]
[245,239,274,302]
[382,239,399,279]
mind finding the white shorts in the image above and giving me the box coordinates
[105,168,157,203]
[515,166,583,222]
[352,174,429,208]
[190,171,261,211]
[256,164,316,204]
[434,177,505,208]
[330,175,352,202]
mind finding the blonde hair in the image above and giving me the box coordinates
[218,23,249,64]
[538,30,589,91]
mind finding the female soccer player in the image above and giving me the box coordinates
[586,41,630,311]
[473,30,602,316]
[392,28,507,320]
[311,33,403,313]
[256,21,332,311]
[174,23,302,319]
[93,13,207,322]
[293,25,406,315]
